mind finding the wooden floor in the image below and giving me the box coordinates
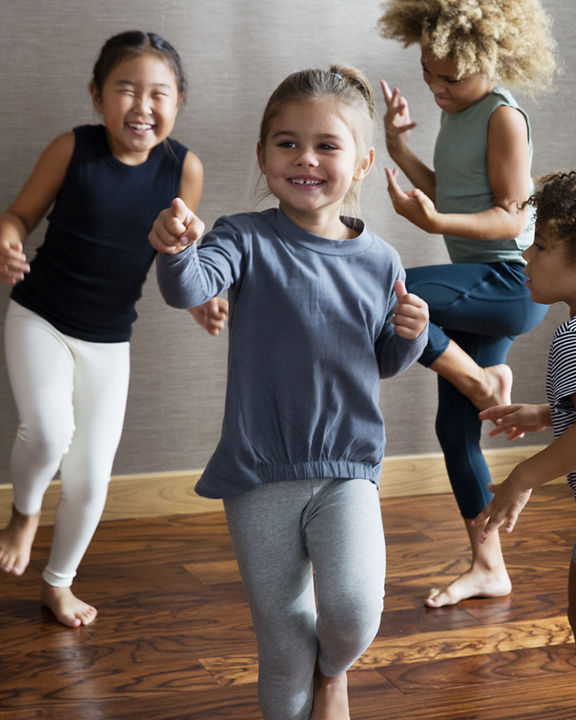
[1,485,575,720]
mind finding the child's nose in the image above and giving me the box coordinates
[296,148,319,166]
[133,94,152,114]
[428,78,443,94]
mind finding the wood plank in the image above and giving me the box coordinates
[361,616,573,667]
[196,616,573,686]
[379,644,576,692]
[349,672,576,720]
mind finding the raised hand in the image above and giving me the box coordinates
[385,167,439,233]
[149,197,205,255]
[392,279,428,339]
[381,80,417,157]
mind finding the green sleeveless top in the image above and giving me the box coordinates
[434,87,533,264]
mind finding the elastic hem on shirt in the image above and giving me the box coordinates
[195,460,382,499]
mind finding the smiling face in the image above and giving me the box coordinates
[522,225,576,315]
[90,52,181,165]
[420,48,495,114]
[257,98,373,238]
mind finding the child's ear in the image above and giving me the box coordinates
[256,141,266,173]
[89,82,102,113]
[353,147,375,181]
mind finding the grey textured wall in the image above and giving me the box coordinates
[0,0,575,476]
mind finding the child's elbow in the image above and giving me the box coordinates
[499,204,530,239]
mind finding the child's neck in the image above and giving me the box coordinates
[279,205,356,240]
[103,127,154,166]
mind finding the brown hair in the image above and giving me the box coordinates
[259,65,376,214]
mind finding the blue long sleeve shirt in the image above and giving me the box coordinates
[157,208,427,497]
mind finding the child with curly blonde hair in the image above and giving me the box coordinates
[477,171,576,642]
[378,0,557,608]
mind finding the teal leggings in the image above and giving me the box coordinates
[406,261,548,518]
[224,478,385,720]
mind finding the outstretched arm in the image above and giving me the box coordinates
[473,404,576,541]
[153,208,243,311]
[174,152,229,335]
[149,197,206,255]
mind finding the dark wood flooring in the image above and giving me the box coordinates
[1,484,575,719]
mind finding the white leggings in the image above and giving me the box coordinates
[4,301,130,587]
[224,478,386,720]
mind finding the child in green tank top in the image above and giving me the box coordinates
[378,0,557,609]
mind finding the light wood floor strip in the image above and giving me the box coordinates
[358,616,574,667]
[0,444,561,526]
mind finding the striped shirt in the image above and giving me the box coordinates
[546,316,576,499]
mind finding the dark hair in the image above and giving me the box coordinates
[526,170,576,257]
[91,30,186,97]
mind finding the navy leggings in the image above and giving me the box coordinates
[406,261,548,518]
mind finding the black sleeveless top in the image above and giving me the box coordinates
[11,124,188,342]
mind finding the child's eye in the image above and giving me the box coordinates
[318,143,337,151]
[277,141,296,149]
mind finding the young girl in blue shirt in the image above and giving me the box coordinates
[150,65,428,720]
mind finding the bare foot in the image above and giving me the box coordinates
[474,364,513,412]
[0,506,40,575]
[425,566,512,608]
[42,582,98,628]
[429,341,513,411]
[310,668,350,720]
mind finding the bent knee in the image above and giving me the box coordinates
[320,589,384,641]
[15,416,75,463]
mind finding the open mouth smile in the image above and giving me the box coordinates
[289,177,325,188]
[127,122,155,133]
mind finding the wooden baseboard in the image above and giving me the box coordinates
[0,445,561,527]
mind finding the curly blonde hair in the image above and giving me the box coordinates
[378,0,557,92]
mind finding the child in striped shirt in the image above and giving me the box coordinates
[475,170,576,641]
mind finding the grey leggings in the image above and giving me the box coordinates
[224,478,386,720]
